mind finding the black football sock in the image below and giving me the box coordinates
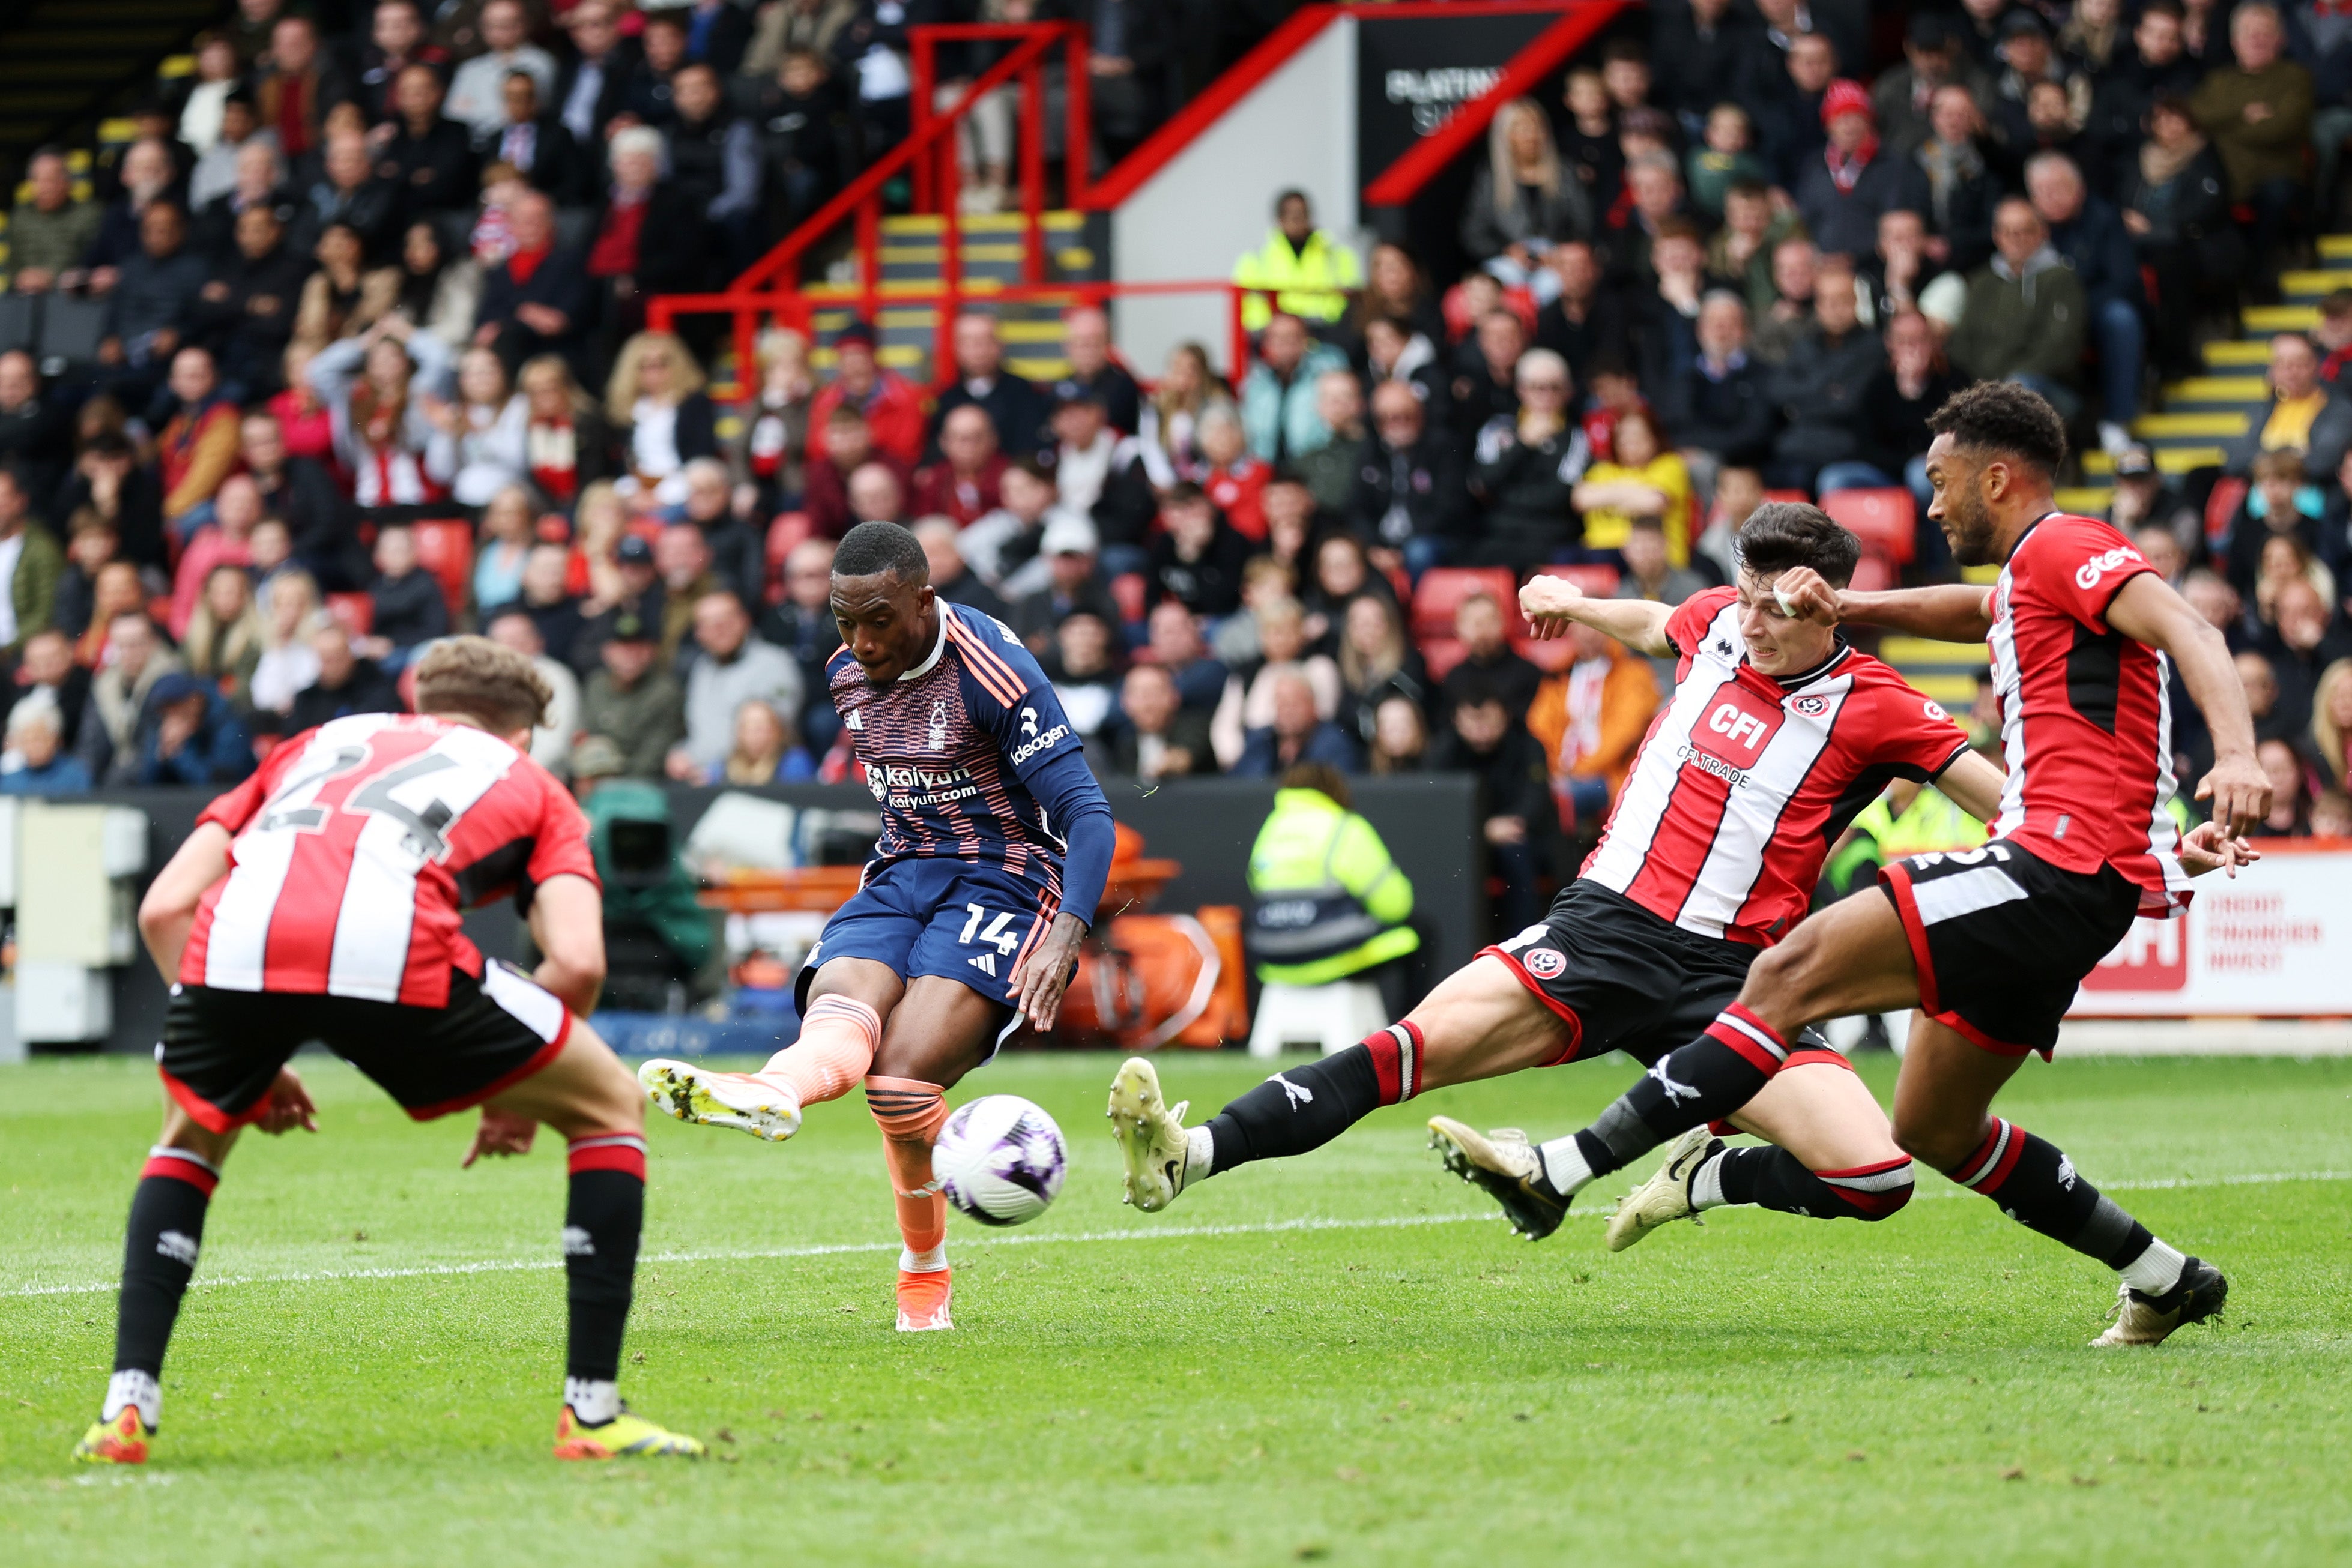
[1697,1145,1916,1221]
[1199,1025,1424,1179]
[105,1147,222,1426]
[1536,1005,1792,1196]
[562,1135,647,1424]
[1947,1119,2186,1292]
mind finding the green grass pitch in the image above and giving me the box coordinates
[4,1049,2350,1566]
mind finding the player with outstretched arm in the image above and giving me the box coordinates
[638,522,1113,1332]
[77,638,701,1464]
[1445,383,2264,1345]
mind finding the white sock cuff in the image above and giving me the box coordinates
[2118,1237,2187,1295]
[1185,1124,1215,1183]
[103,1369,161,1428]
[900,1244,948,1273]
[1688,1150,1728,1211]
[565,1375,620,1425]
[1538,1135,1593,1196]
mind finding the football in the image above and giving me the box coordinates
[933,1095,1068,1226]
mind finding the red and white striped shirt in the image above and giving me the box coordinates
[1583,587,1971,945]
[181,713,597,1007]
[1986,512,2187,914]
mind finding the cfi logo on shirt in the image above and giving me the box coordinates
[2073,545,2144,591]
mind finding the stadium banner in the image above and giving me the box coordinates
[2070,844,2352,1017]
[1355,11,1558,185]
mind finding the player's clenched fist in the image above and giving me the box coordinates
[1519,575,1584,638]
[1766,566,1843,625]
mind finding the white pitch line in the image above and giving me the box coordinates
[5,1169,2344,1302]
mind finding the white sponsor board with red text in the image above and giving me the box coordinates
[2070,846,2352,1016]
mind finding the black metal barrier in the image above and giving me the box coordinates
[88,775,1485,1055]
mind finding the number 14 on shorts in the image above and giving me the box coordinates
[960,904,1021,978]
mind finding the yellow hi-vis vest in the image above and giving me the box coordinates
[1232,228,1364,330]
[1247,788,1419,985]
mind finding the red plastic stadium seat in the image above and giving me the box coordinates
[1545,563,1620,598]
[410,518,474,617]
[2204,476,2247,553]
[1848,554,1896,593]
[1419,636,1468,682]
[1411,567,1515,639]
[1514,636,1576,672]
[326,592,374,635]
[1110,572,1147,624]
[1821,488,1917,565]
[1763,488,1811,505]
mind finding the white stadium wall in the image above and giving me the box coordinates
[1108,16,1359,381]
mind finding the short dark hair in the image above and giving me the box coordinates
[1280,761,1350,808]
[1735,502,1864,590]
[1601,37,1647,65]
[833,520,928,583]
[1926,380,2069,478]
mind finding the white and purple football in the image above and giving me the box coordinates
[934,1095,1068,1226]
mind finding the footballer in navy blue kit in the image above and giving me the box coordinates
[641,522,1113,1332]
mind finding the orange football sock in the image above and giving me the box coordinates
[762,996,882,1105]
[866,1076,950,1261]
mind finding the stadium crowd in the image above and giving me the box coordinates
[0,0,2348,887]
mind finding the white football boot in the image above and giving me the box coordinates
[638,1059,803,1142]
[2091,1256,2229,1346]
[1603,1126,1722,1252]
[1106,1057,1194,1212]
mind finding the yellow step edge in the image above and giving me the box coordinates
[2243,305,2319,330]
[1006,358,1069,379]
[997,322,1066,342]
[2281,269,2352,293]
[2163,376,2268,402]
[2053,487,2114,513]
[2130,412,2248,438]
[2084,445,2221,475]
[1908,674,1982,704]
[2317,235,2352,259]
[1882,637,1991,666]
[1961,563,2002,585]
[2202,341,2272,366]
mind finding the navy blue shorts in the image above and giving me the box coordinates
[796,858,1061,1045]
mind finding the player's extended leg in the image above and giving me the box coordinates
[75,1105,245,1463]
[1604,1057,1916,1250]
[1108,955,1568,1213]
[486,1022,703,1457]
[1518,890,1921,1214]
[1891,1016,2225,1346]
[639,961,898,1142]
[866,975,1006,1333]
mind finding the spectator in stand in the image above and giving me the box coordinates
[554,2,636,146]
[1707,182,1793,321]
[2026,152,2147,457]
[515,540,585,662]
[193,204,307,397]
[1232,188,1362,334]
[292,221,396,354]
[357,522,451,668]
[1141,598,1227,712]
[253,15,348,166]
[2111,448,2202,555]
[959,459,1059,600]
[1468,346,1589,571]
[1758,31,1840,190]
[2311,657,2352,790]
[2225,333,2352,477]
[1010,513,1124,651]
[911,405,1005,529]
[608,330,718,508]
[664,63,765,270]
[845,462,908,529]
[733,328,813,513]
[1107,662,1214,781]
[673,456,765,607]
[1461,97,1592,297]
[1651,0,1759,128]
[1873,13,1987,160]
[8,148,101,295]
[1860,206,1936,325]
[288,615,404,731]
[1334,593,1428,751]
[309,316,458,516]
[374,64,479,222]
[440,346,526,505]
[1761,259,1881,493]
[2312,291,2352,391]
[1950,199,2089,418]
[1575,405,1694,568]
[621,10,691,126]
[1,695,91,797]
[806,320,925,467]
[1241,312,1348,468]
[86,138,181,282]
[300,133,401,262]
[930,312,1047,461]
[60,427,163,574]
[1231,668,1361,777]
[1430,678,1553,932]
[485,607,581,778]
[1146,482,1250,620]
[581,611,686,779]
[1846,307,1957,530]
[3,631,92,756]
[914,516,1009,624]
[1526,618,1659,833]
[668,590,803,780]
[76,611,180,783]
[2193,2,2312,302]
[1362,315,1450,430]
[1367,692,1429,774]
[588,125,715,354]
[0,352,67,502]
[1660,290,1774,474]
[2264,577,2352,736]
[1439,590,1543,722]
[125,672,254,788]
[712,698,812,785]
[474,188,588,370]
[168,472,261,639]
[181,564,265,708]
[0,468,61,660]
[1749,236,1820,366]
[1985,10,2088,152]
[1049,389,1156,568]
[99,202,208,396]
[446,0,557,140]
[473,483,536,610]
[154,348,242,538]
[1600,148,1690,290]
[355,0,449,123]
[53,515,118,642]
[1559,66,1621,214]
[240,410,357,588]
[1912,91,2002,288]
[1051,307,1142,436]
[1190,406,1269,542]
[1291,372,1369,518]
[1042,611,1123,740]
[1137,341,1228,486]
[2252,735,2314,836]
[479,70,592,210]
[2228,449,2327,599]
[1209,593,1340,767]
[1797,80,1927,264]
[748,47,857,236]
[1357,240,1447,347]
[1348,380,1468,579]
[760,535,845,707]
